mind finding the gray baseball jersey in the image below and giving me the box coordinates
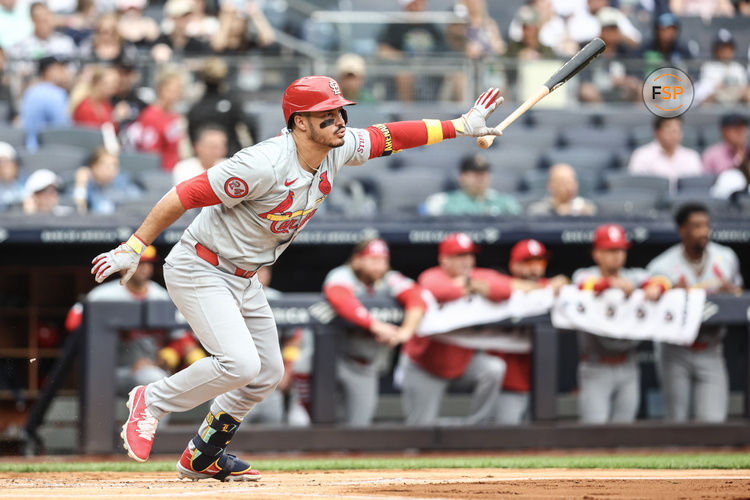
[571,266,653,358]
[323,264,414,363]
[647,242,742,291]
[184,128,371,270]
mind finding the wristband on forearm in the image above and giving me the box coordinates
[126,234,147,254]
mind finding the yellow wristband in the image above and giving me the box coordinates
[422,119,443,145]
[126,234,145,255]
[282,345,301,363]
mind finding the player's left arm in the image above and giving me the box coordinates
[357,88,504,162]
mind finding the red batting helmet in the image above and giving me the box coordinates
[282,76,356,129]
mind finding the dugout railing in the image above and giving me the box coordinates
[77,293,750,455]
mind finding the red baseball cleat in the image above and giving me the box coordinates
[121,385,159,462]
[177,445,262,482]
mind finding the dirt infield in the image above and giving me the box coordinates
[2,469,750,499]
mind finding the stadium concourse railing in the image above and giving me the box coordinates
[79,293,750,455]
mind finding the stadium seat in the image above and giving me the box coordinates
[496,126,559,150]
[394,141,481,171]
[591,192,660,216]
[18,144,89,174]
[346,105,394,128]
[524,109,599,128]
[631,124,701,150]
[376,170,449,214]
[678,175,716,193]
[664,193,730,213]
[119,152,162,178]
[0,126,26,149]
[599,106,653,128]
[484,147,543,171]
[682,109,724,128]
[520,169,549,194]
[700,127,721,148]
[559,126,630,150]
[604,173,670,197]
[139,170,175,194]
[39,126,104,153]
[541,147,616,171]
[490,171,521,193]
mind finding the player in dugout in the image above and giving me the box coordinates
[399,233,555,425]
[488,239,568,424]
[323,237,427,426]
[572,224,670,424]
[91,76,506,481]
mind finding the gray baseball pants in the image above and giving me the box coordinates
[143,241,285,421]
[495,392,530,425]
[655,343,728,422]
[578,359,639,423]
[400,352,505,425]
[336,356,380,426]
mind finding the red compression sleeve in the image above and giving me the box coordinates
[472,269,513,302]
[65,303,83,332]
[367,120,457,158]
[175,171,221,209]
[396,284,428,311]
[418,268,465,303]
[324,284,374,329]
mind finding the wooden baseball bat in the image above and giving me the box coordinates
[477,37,606,149]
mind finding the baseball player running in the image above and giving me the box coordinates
[90,76,504,481]
[323,238,426,426]
[647,203,743,422]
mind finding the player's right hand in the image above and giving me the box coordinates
[370,320,400,345]
[91,235,145,285]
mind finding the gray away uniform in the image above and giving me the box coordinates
[144,128,373,422]
[648,242,742,422]
[571,266,653,424]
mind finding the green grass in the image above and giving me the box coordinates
[2,453,750,473]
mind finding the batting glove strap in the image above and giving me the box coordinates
[455,88,504,137]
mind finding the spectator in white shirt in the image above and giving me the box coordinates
[0,0,33,49]
[9,2,78,60]
[711,151,749,200]
[172,124,227,184]
[567,0,641,48]
[694,30,749,107]
[628,117,702,192]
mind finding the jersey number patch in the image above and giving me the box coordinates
[224,177,249,198]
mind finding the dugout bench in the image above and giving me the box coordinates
[76,294,750,455]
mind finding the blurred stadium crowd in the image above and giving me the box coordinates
[0,0,748,217]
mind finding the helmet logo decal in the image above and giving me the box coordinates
[329,80,341,95]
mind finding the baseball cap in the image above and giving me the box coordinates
[460,155,490,173]
[656,12,679,29]
[720,112,748,128]
[356,238,390,258]
[592,224,630,250]
[165,0,193,18]
[439,233,479,257]
[25,169,61,195]
[336,53,366,77]
[0,141,17,161]
[510,239,548,264]
[713,28,735,50]
[596,7,620,28]
[140,245,158,263]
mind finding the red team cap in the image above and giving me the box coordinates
[510,239,548,263]
[439,233,479,257]
[592,224,631,250]
[282,76,357,128]
[357,238,390,258]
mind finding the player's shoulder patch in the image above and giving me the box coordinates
[224,177,249,198]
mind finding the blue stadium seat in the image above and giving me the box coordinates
[139,170,175,194]
[496,126,559,150]
[18,144,89,174]
[678,175,716,193]
[347,105,394,128]
[590,192,660,216]
[631,124,701,150]
[377,170,450,214]
[559,126,630,150]
[604,173,670,197]
[599,106,653,128]
[119,152,162,178]
[484,146,543,171]
[0,126,25,149]
[39,126,104,153]
[541,147,616,171]
[524,109,599,128]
